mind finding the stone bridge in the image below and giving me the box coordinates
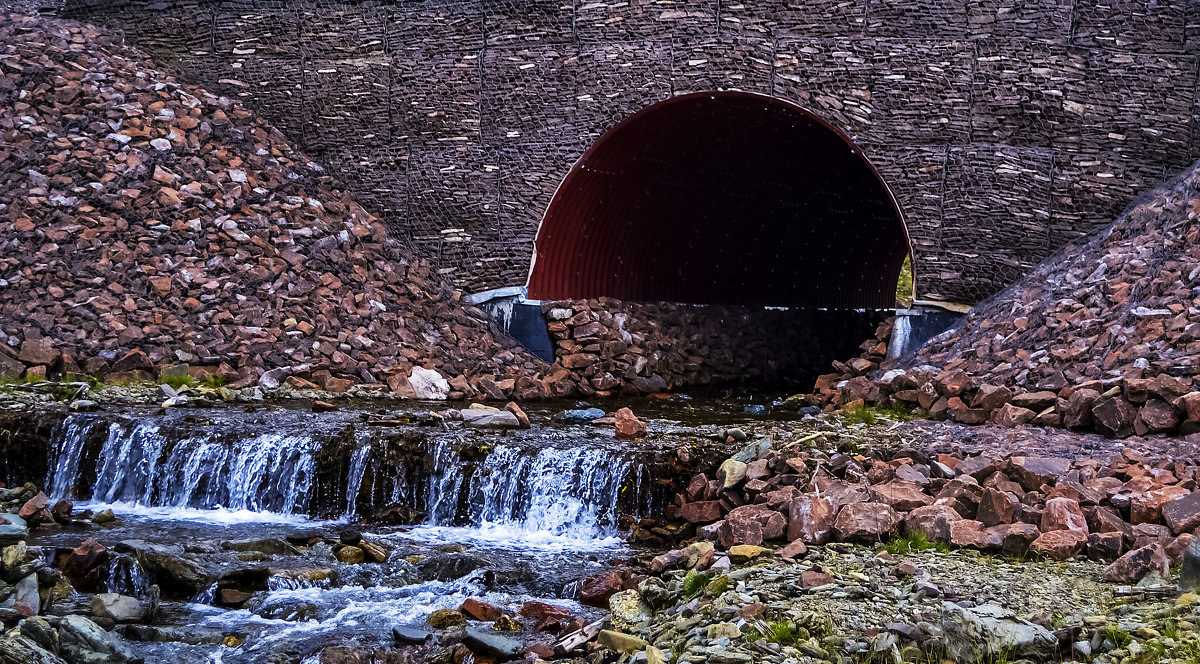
[52,0,1200,305]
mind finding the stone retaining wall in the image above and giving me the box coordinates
[37,0,1200,305]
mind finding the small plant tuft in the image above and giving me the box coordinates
[880,530,950,555]
[198,374,228,389]
[839,401,877,425]
[682,570,713,598]
[161,373,195,389]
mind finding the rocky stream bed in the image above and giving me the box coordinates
[3,391,1200,664]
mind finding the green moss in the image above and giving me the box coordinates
[839,401,877,425]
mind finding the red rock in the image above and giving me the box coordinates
[776,540,807,559]
[18,491,51,526]
[981,522,1040,555]
[976,488,1017,527]
[1011,391,1058,411]
[1163,491,1200,534]
[18,338,60,366]
[614,407,646,439]
[934,477,984,517]
[1092,396,1137,438]
[786,494,836,544]
[1062,388,1101,429]
[717,518,762,549]
[949,519,985,547]
[955,456,998,480]
[578,571,623,608]
[459,598,503,622]
[681,500,723,524]
[1131,485,1190,524]
[1008,456,1070,491]
[992,403,1036,427]
[1132,523,1173,550]
[1103,543,1170,583]
[1087,532,1124,559]
[503,402,531,429]
[1167,533,1193,563]
[1134,399,1179,435]
[519,602,574,633]
[1179,392,1200,424]
[1031,530,1087,560]
[720,504,785,545]
[869,480,933,511]
[58,537,110,591]
[832,503,900,544]
[799,569,834,588]
[903,504,961,542]
[971,384,1013,410]
[1041,497,1088,534]
[111,349,153,373]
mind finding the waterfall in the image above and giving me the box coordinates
[343,445,371,519]
[45,413,659,536]
[47,415,318,516]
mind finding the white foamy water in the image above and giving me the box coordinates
[73,501,323,526]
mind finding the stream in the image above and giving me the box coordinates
[22,398,783,663]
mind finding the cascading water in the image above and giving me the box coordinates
[44,410,662,538]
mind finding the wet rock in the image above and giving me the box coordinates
[1104,543,1170,583]
[91,510,116,525]
[579,570,623,608]
[18,492,52,526]
[223,538,300,556]
[0,634,66,664]
[56,614,139,663]
[12,573,39,616]
[503,402,531,428]
[91,594,147,623]
[942,603,1056,662]
[519,601,573,633]
[115,540,212,599]
[333,545,365,564]
[392,626,430,645]
[462,408,522,429]
[57,538,108,591]
[786,494,836,544]
[358,540,390,563]
[428,608,466,629]
[339,530,362,547]
[459,598,502,622]
[614,407,646,439]
[557,408,605,423]
[463,627,523,658]
[832,503,900,543]
[0,514,27,546]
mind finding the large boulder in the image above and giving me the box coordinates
[832,503,900,544]
[941,603,1056,663]
[408,367,450,400]
[786,494,837,544]
[1030,530,1087,561]
[869,480,932,511]
[0,514,27,547]
[903,504,962,543]
[1103,543,1170,583]
[722,505,786,542]
[56,615,139,663]
[1040,497,1087,534]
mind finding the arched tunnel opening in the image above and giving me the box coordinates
[512,92,914,390]
[528,91,911,308]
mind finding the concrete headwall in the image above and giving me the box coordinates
[53,0,1200,304]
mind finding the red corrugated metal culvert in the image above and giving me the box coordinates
[526,91,912,309]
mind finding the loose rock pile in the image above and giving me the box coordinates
[0,14,543,398]
[817,160,1200,439]
[670,436,1200,580]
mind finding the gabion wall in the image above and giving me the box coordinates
[52,0,1200,304]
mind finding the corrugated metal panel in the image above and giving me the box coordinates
[526,91,911,309]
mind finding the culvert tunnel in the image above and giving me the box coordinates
[493,91,917,388]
